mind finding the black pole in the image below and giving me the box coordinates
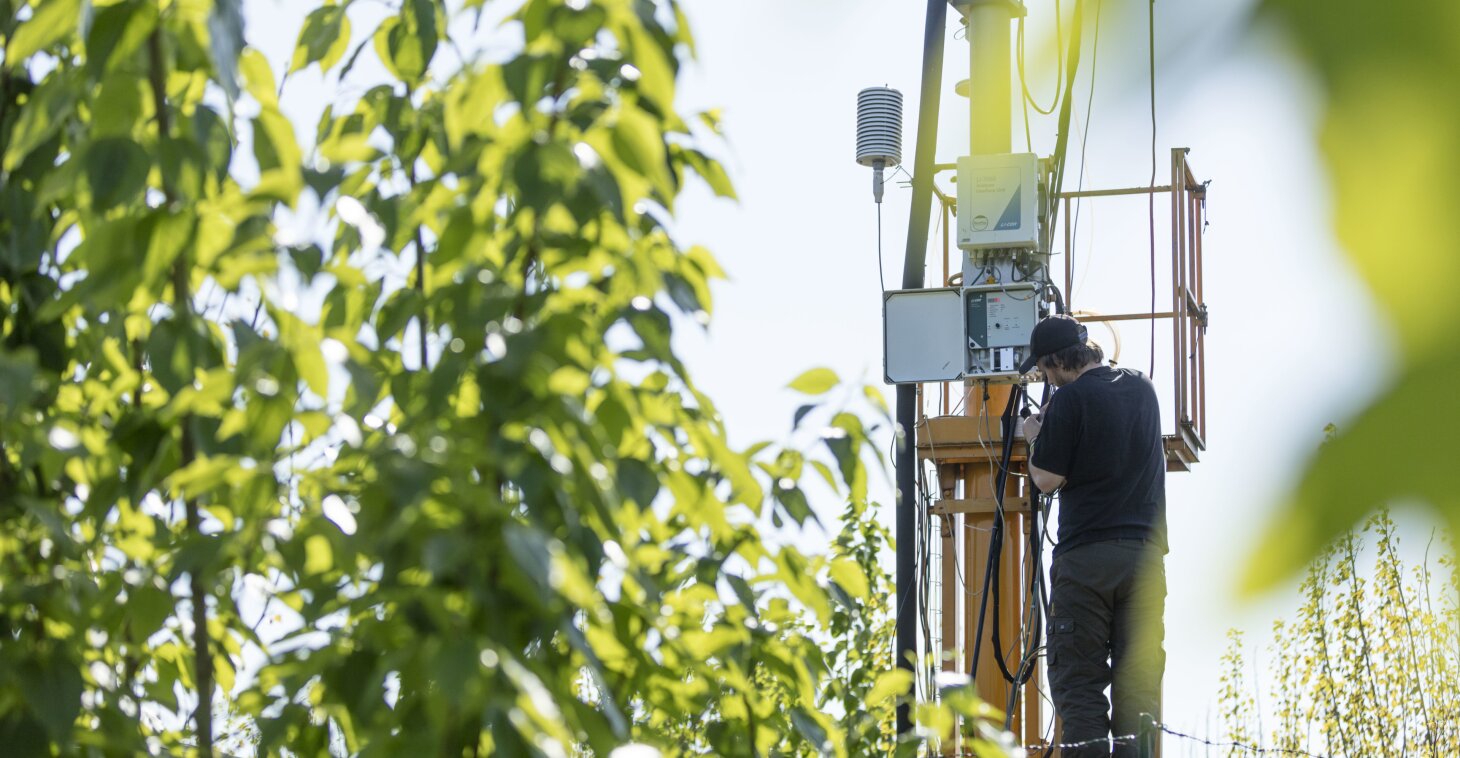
[895,0,948,738]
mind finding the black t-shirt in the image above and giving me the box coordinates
[1030,366,1167,557]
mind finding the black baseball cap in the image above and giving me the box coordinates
[1018,315,1090,374]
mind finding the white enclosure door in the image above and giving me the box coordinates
[884,288,964,384]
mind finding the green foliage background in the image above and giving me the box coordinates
[12,0,1443,752]
[1245,0,1460,590]
[0,0,966,754]
[1222,510,1460,755]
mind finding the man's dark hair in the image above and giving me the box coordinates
[1041,338,1105,372]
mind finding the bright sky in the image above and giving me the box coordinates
[240,0,1440,749]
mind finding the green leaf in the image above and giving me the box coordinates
[146,317,220,395]
[142,209,196,293]
[83,0,158,80]
[47,215,145,316]
[3,76,77,172]
[673,4,697,58]
[550,3,605,49]
[683,147,736,199]
[373,0,437,85]
[788,367,838,395]
[170,455,239,499]
[7,0,82,64]
[208,0,246,100]
[160,136,207,201]
[272,307,329,398]
[610,104,670,197]
[290,5,352,74]
[91,71,147,137]
[305,534,334,575]
[443,69,502,150]
[214,652,237,696]
[191,106,234,184]
[789,707,830,752]
[776,485,817,526]
[809,460,839,491]
[239,48,278,107]
[0,347,39,422]
[1246,0,1460,587]
[725,574,758,615]
[374,287,423,342]
[22,653,83,743]
[251,109,304,204]
[1243,347,1460,592]
[866,669,913,707]
[826,412,869,503]
[625,22,675,112]
[502,50,551,107]
[829,557,869,601]
[514,141,581,207]
[863,384,890,416]
[85,137,150,210]
[336,32,373,83]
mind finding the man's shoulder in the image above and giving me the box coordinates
[1071,366,1158,407]
[1092,366,1157,391]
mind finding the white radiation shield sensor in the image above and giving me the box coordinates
[884,288,965,384]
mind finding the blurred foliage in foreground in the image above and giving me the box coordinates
[1222,510,1460,754]
[0,0,1025,754]
[1245,0,1460,589]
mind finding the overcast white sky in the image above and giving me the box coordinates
[242,0,1441,749]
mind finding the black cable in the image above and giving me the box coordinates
[970,386,1024,684]
[1016,1,1062,116]
[1044,282,1067,316]
[1146,0,1157,378]
[967,389,1003,681]
[1068,0,1102,301]
[993,382,1055,727]
[913,446,935,696]
[987,386,1026,684]
[1045,0,1086,237]
[1031,384,1056,754]
[1021,80,1034,154]
[1020,384,1055,668]
[876,201,887,293]
[1015,0,1064,156]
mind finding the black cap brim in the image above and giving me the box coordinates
[1018,353,1039,374]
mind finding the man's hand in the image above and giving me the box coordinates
[1023,414,1042,442]
[1022,402,1050,442]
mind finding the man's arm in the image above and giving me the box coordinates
[1028,461,1066,493]
[1026,396,1076,493]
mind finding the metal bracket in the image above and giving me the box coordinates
[931,498,1032,516]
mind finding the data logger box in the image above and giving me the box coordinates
[964,283,1038,377]
[957,153,1040,251]
[883,283,1040,383]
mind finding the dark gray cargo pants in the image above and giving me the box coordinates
[1047,539,1166,758]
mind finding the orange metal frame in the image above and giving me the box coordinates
[917,150,1208,754]
[1057,148,1208,472]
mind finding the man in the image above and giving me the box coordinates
[1019,314,1167,758]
